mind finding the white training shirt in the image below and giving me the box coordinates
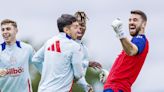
[76,40,91,91]
[76,40,89,75]
[0,41,34,92]
[32,33,84,92]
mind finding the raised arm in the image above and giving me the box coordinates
[111,19,138,56]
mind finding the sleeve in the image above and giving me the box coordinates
[31,44,46,74]
[29,45,36,63]
[82,45,89,69]
[131,35,146,54]
[76,77,89,91]
[81,45,89,75]
[71,45,84,80]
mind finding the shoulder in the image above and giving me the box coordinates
[0,42,5,51]
[71,40,81,52]
[132,35,147,54]
[46,36,57,44]
[19,41,34,50]
[132,35,146,43]
[134,35,146,39]
[64,39,81,52]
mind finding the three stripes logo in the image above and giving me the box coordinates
[47,40,61,53]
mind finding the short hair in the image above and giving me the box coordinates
[131,10,147,22]
[57,14,77,32]
[1,19,17,28]
[74,11,88,26]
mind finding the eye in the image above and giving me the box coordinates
[6,27,11,31]
[1,27,11,31]
[1,28,5,31]
[73,25,79,29]
[133,18,138,22]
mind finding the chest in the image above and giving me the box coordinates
[0,48,30,68]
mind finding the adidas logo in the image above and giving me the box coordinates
[47,40,61,53]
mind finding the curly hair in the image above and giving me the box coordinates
[74,11,88,26]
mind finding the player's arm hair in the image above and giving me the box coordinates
[120,38,138,56]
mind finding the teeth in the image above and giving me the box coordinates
[130,26,135,29]
[3,34,9,39]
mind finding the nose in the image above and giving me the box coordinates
[129,20,135,26]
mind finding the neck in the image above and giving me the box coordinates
[6,39,16,46]
[138,29,145,35]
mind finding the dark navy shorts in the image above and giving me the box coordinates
[103,88,123,92]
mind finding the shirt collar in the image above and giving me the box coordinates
[59,32,72,40]
[66,34,72,39]
[76,39,82,44]
[1,41,21,51]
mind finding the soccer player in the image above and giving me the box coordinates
[0,19,34,92]
[32,14,84,92]
[74,11,102,92]
[103,10,149,92]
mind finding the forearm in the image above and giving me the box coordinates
[77,77,88,89]
[111,18,138,56]
[120,37,138,56]
[72,61,84,80]
[77,77,93,92]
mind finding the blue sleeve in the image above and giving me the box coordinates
[131,35,146,54]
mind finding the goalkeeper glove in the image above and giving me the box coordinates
[99,69,109,84]
[111,18,126,39]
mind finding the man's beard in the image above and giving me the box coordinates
[130,27,141,37]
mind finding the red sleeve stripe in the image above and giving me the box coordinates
[28,79,31,92]
[56,41,61,53]
[51,44,55,51]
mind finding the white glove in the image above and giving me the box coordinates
[111,18,126,39]
[0,68,7,77]
[99,69,109,84]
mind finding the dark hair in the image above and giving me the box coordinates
[1,19,17,28]
[131,10,147,22]
[57,14,77,32]
[74,11,88,26]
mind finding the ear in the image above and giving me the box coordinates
[63,27,69,34]
[142,21,146,28]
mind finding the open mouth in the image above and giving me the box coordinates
[3,34,10,40]
[129,25,136,32]
[77,31,83,35]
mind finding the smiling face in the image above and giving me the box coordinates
[64,21,80,40]
[129,10,147,36]
[74,11,87,40]
[1,23,17,45]
[77,21,86,40]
